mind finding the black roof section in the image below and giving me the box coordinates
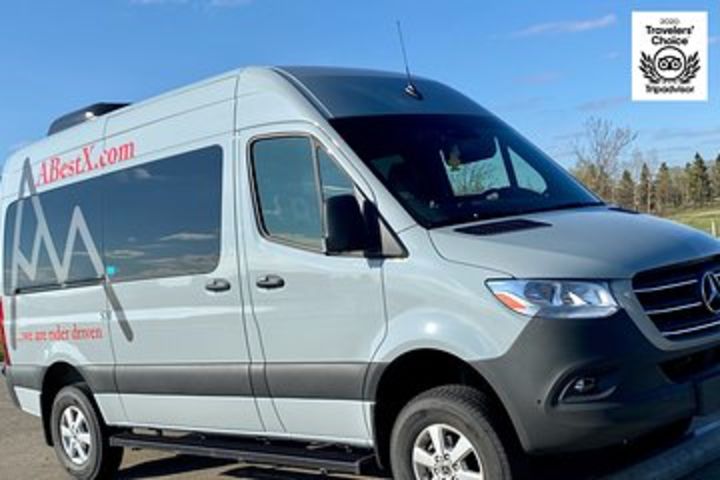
[274,66,488,119]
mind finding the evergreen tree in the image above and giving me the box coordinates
[684,162,694,204]
[712,154,720,200]
[616,169,636,210]
[654,162,673,214]
[637,163,654,213]
[687,153,712,206]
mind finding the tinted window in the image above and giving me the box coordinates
[318,147,355,201]
[252,137,323,249]
[331,115,601,228]
[4,178,104,293]
[4,146,222,294]
[103,147,222,281]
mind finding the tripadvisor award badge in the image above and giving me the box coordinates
[632,12,708,101]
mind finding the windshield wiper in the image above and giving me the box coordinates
[429,201,606,229]
[524,201,606,215]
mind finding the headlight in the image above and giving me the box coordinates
[486,280,619,319]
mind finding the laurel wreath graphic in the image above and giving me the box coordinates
[640,51,700,84]
[680,52,701,84]
[639,52,663,84]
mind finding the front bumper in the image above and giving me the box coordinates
[473,310,720,454]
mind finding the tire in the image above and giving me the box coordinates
[50,384,123,480]
[639,417,693,449]
[657,418,693,443]
[390,385,520,480]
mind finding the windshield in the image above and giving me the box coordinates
[330,114,602,228]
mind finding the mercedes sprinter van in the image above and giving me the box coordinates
[3,67,720,480]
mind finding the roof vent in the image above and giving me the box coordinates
[608,206,640,215]
[456,219,551,236]
[48,103,130,136]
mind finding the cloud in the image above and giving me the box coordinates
[130,0,189,4]
[491,96,546,113]
[130,0,251,6]
[133,168,152,180]
[652,127,720,141]
[543,145,577,166]
[553,131,583,142]
[605,51,620,60]
[209,0,252,6]
[513,72,561,85]
[510,14,617,38]
[106,249,145,260]
[711,36,719,45]
[160,232,217,242]
[576,96,627,112]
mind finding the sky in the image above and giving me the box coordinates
[0,0,718,170]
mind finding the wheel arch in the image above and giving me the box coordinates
[40,362,88,446]
[366,348,518,471]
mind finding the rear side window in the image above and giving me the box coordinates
[103,148,222,282]
[4,180,104,292]
[4,146,222,294]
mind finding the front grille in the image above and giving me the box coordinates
[633,256,720,339]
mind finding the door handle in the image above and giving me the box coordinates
[256,274,285,290]
[205,278,231,293]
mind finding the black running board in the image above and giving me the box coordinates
[110,431,378,475]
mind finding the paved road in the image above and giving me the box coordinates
[1,378,716,480]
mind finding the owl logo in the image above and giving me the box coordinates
[640,46,700,84]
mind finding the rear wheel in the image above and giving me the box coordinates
[390,385,519,480]
[50,384,123,480]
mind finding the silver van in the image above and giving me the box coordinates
[3,66,720,480]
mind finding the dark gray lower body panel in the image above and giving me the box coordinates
[4,362,377,400]
[472,311,720,453]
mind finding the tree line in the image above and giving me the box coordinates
[570,117,720,215]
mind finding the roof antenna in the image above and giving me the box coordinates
[396,20,423,100]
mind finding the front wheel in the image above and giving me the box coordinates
[390,385,519,480]
[50,384,123,480]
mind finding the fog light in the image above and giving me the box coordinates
[572,377,597,394]
[559,370,618,403]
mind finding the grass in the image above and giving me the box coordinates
[667,205,720,236]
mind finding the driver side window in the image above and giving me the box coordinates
[251,135,358,252]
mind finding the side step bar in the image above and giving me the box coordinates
[110,431,379,476]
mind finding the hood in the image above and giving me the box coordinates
[429,207,720,279]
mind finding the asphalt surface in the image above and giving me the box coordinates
[2,378,720,480]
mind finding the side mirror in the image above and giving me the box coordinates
[325,194,368,254]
